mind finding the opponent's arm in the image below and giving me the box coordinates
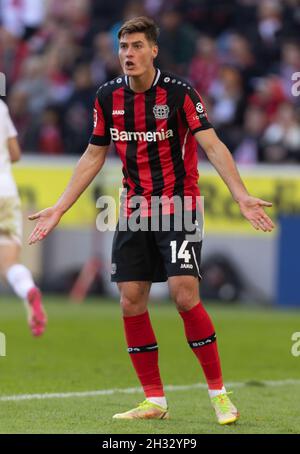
[28,143,109,244]
[194,128,274,232]
[7,136,21,162]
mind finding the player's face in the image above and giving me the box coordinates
[119,32,158,78]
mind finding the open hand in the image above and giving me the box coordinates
[28,207,62,244]
[238,196,275,232]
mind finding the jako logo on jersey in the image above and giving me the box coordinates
[153,104,170,120]
[93,109,97,128]
[112,110,125,115]
[110,128,174,142]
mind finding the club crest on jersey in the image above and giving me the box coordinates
[153,104,170,120]
[93,108,97,128]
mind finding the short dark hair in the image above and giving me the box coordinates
[118,16,159,44]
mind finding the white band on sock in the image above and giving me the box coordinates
[6,264,35,300]
[147,397,167,409]
[208,386,227,399]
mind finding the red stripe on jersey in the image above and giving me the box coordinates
[155,86,175,198]
[177,111,200,211]
[183,93,203,132]
[184,132,201,210]
[93,98,106,136]
[134,92,153,214]
[112,87,134,215]
[176,109,188,160]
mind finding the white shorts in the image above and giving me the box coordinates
[0,196,22,245]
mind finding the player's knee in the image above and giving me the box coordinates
[119,293,147,316]
[120,294,138,309]
[118,282,149,315]
[171,285,196,312]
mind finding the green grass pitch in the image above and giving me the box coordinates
[0,296,299,434]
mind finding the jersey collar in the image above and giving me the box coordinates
[124,68,161,90]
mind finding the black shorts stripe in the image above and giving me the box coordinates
[188,333,216,349]
[127,343,158,354]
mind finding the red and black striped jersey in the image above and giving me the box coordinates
[90,68,213,213]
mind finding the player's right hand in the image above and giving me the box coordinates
[28,207,62,245]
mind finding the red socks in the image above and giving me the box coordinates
[123,303,223,396]
[179,302,223,389]
[123,311,164,397]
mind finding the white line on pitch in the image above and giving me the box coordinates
[0,379,299,402]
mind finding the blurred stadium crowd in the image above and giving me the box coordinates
[1,0,300,162]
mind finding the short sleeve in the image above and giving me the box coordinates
[182,87,213,134]
[89,96,111,146]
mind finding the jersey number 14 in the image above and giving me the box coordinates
[170,240,191,263]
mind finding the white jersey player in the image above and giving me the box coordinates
[0,99,46,336]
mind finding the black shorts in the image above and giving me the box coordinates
[111,211,202,283]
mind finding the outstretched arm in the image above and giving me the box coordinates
[28,143,109,244]
[194,129,275,232]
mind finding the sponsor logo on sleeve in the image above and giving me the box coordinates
[196,102,204,114]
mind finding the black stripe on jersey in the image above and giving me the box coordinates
[190,124,213,135]
[145,87,164,196]
[122,167,130,191]
[103,89,113,141]
[167,89,186,196]
[124,90,143,195]
[90,88,113,146]
[90,135,111,146]
[178,107,189,129]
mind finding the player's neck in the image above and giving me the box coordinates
[128,67,156,93]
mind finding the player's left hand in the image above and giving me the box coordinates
[238,195,275,232]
